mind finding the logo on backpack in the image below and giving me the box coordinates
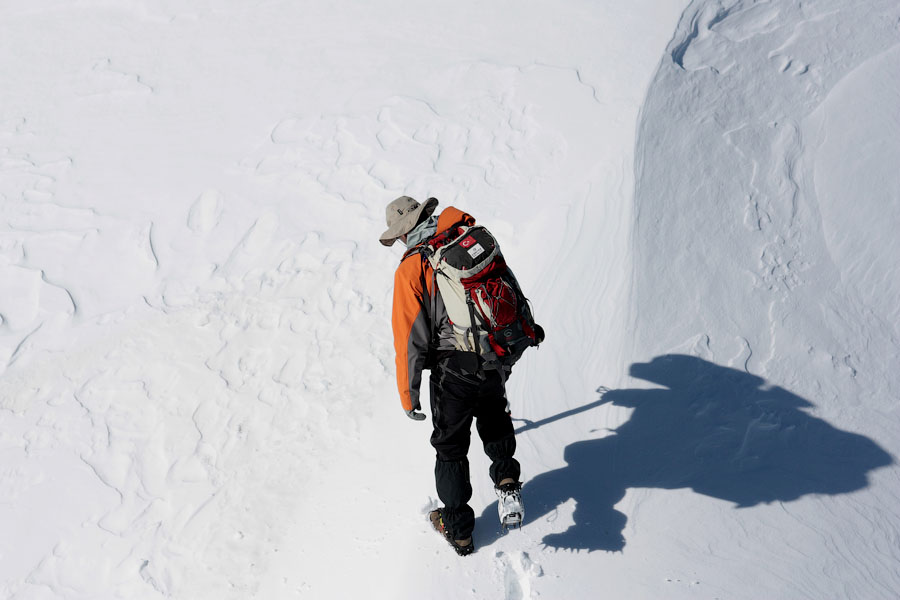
[415,224,544,369]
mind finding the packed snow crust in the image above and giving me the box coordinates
[2,1,899,599]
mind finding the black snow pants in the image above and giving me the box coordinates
[429,354,520,540]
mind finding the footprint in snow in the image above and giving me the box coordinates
[495,551,542,600]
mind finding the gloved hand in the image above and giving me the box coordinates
[406,408,426,421]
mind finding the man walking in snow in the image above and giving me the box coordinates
[380,195,533,556]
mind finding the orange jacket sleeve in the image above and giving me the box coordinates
[392,254,433,412]
[390,206,474,413]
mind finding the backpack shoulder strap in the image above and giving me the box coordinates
[396,220,473,358]
[399,245,440,357]
[401,245,425,261]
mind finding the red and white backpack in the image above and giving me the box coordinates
[411,223,544,370]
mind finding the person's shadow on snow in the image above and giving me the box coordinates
[475,354,894,551]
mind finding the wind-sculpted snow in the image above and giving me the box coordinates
[0,225,386,596]
[1,1,684,597]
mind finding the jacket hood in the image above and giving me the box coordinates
[400,206,476,260]
[436,206,475,234]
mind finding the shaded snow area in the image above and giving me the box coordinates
[1,1,898,598]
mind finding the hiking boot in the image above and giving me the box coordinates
[429,509,474,556]
[495,481,524,529]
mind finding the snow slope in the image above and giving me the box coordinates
[1,1,899,599]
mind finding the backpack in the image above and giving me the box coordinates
[410,222,544,370]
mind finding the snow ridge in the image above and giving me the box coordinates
[631,0,900,597]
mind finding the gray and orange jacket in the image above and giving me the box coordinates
[392,206,475,412]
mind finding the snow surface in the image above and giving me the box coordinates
[2,0,899,598]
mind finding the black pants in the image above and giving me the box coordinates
[429,355,520,539]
